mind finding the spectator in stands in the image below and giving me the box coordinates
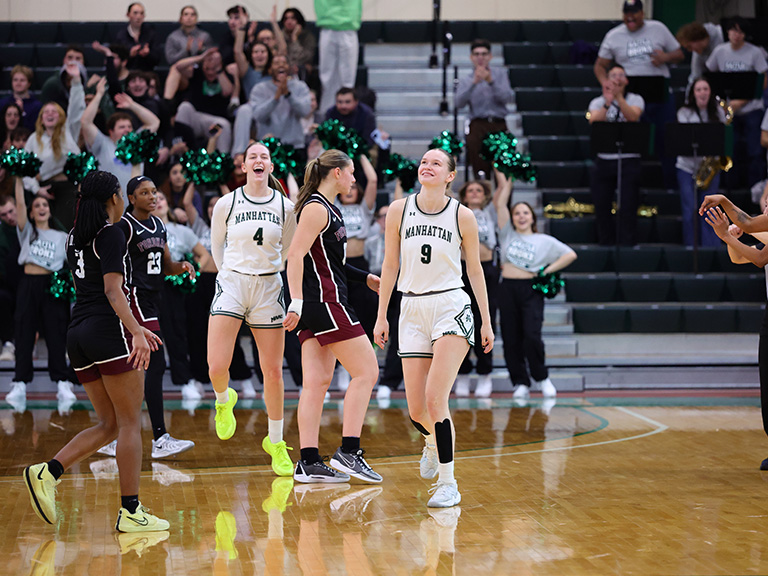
[302,89,324,160]
[0,65,42,132]
[325,87,375,146]
[160,162,203,222]
[115,2,161,71]
[594,0,683,189]
[454,175,501,398]
[124,71,168,134]
[4,177,74,413]
[0,194,20,363]
[81,77,161,201]
[256,9,288,59]
[221,5,256,67]
[1,103,22,151]
[165,48,234,154]
[676,77,728,247]
[587,63,645,246]
[314,0,362,112]
[495,174,576,402]
[165,5,214,66]
[706,17,768,189]
[40,45,90,111]
[230,26,274,155]
[676,21,725,91]
[456,39,514,179]
[280,8,317,82]
[23,63,85,230]
[251,54,312,163]
[153,191,211,401]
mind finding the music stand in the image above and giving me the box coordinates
[626,76,669,104]
[590,122,651,269]
[665,123,727,272]
[705,71,763,101]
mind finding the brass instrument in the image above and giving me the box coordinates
[694,97,734,190]
[544,197,657,219]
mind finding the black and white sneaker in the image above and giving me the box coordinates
[329,448,383,483]
[294,458,350,484]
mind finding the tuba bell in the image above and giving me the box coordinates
[695,97,734,190]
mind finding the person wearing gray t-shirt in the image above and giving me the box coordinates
[493,183,577,401]
[587,64,645,246]
[676,22,725,91]
[595,0,683,189]
[705,17,768,188]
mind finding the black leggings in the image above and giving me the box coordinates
[759,302,768,438]
[14,273,71,383]
[458,260,498,375]
[159,282,193,386]
[497,278,547,386]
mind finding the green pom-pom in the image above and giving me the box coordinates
[64,152,99,185]
[494,152,537,182]
[48,269,76,303]
[480,131,518,163]
[261,137,301,180]
[115,130,160,165]
[480,131,537,182]
[429,131,464,156]
[180,149,233,185]
[381,153,418,192]
[531,268,564,299]
[1,147,42,177]
[164,253,200,294]
[315,119,369,159]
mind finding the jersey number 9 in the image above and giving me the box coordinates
[420,244,432,264]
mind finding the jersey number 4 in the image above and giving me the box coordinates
[253,228,264,246]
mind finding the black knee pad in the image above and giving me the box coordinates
[410,418,431,436]
[434,418,453,464]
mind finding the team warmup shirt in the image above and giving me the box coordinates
[67,224,128,324]
[210,186,296,274]
[300,192,350,304]
[336,199,373,240]
[397,194,464,295]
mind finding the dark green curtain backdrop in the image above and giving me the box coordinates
[652,0,697,34]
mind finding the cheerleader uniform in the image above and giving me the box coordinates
[296,193,366,346]
[14,224,71,384]
[159,221,199,387]
[66,225,133,382]
[336,198,376,336]
[459,203,499,376]
[397,194,474,357]
[497,225,572,387]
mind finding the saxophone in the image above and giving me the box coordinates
[695,97,734,190]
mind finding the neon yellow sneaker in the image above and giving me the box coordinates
[215,388,238,440]
[215,511,238,560]
[115,503,170,532]
[116,531,169,557]
[262,477,294,514]
[23,462,59,525]
[262,435,294,476]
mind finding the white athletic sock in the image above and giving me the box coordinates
[438,461,455,484]
[268,418,284,444]
[216,388,230,404]
[425,435,436,448]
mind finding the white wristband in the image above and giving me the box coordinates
[287,299,303,318]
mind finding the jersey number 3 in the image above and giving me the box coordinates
[253,228,264,246]
[74,249,85,279]
[420,244,432,264]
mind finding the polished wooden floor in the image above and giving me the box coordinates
[2,392,768,575]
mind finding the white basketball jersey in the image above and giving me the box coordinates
[397,194,464,295]
[220,187,296,275]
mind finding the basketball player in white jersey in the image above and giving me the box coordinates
[207,141,297,477]
[374,147,494,508]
